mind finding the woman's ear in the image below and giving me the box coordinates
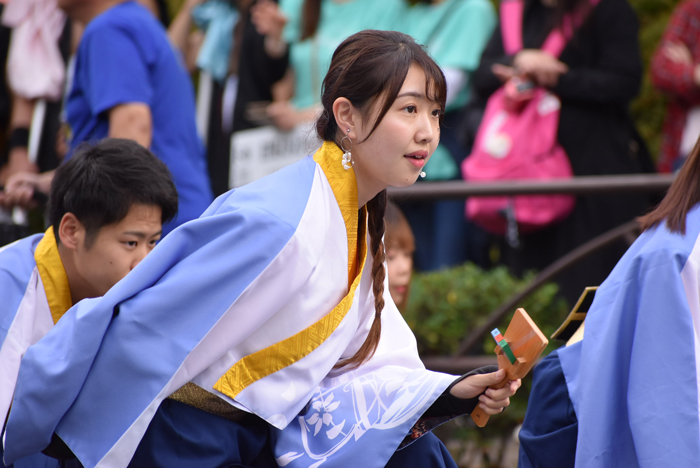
[58,213,85,251]
[332,97,360,140]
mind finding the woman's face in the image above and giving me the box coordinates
[351,64,441,196]
[387,247,413,307]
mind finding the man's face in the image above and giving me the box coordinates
[74,203,163,298]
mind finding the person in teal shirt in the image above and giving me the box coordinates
[401,0,496,271]
[405,0,495,179]
[262,0,407,129]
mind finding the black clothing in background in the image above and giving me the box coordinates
[206,0,289,196]
[231,4,288,135]
[37,19,74,174]
[471,0,655,305]
[205,81,228,196]
[0,4,12,161]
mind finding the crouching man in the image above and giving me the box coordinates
[0,138,178,467]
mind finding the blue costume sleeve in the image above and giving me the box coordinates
[574,245,700,467]
[518,348,578,468]
[4,210,292,463]
[0,237,40,345]
[81,25,154,116]
[4,158,317,465]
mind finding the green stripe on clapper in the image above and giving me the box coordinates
[498,339,516,364]
[492,328,516,364]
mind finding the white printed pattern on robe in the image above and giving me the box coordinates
[275,369,453,468]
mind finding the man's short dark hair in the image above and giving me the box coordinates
[49,138,178,244]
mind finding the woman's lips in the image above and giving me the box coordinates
[404,151,427,168]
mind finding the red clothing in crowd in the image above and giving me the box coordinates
[650,0,700,173]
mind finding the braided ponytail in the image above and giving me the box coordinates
[336,190,388,370]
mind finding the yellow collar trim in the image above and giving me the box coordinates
[213,142,368,400]
[314,141,361,287]
[34,228,73,324]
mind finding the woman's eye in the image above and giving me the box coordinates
[432,109,441,117]
[126,241,137,248]
[405,105,417,113]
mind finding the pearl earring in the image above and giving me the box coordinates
[340,129,353,170]
[420,171,427,178]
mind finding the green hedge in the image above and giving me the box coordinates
[404,263,571,438]
[404,263,569,356]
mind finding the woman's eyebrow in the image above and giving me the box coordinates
[396,91,427,99]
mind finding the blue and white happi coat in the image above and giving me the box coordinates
[0,229,70,468]
[5,142,456,468]
[558,205,700,467]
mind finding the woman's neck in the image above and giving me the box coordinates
[354,166,384,208]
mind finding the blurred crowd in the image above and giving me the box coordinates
[0,0,695,305]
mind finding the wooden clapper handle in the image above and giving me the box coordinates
[470,355,525,427]
[469,308,548,428]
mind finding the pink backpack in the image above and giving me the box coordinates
[462,0,599,238]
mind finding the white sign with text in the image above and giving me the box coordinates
[229,123,321,188]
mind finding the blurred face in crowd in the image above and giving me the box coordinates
[59,203,163,302]
[350,64,441,198]
[387,247,413,308]
[385,203,415,311]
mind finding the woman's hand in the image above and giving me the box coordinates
[663,42,693,65]
[513,49,568,87]
[661,42,700,87]
[492,63,516,83]
[266,101,302,131]
[266,101,319,131]
[449,369,521,415]
[251,0,288,58]
[250,0,287,39]
[0,170,53,209]
[2,147,38,186]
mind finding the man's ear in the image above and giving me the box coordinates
[58,213,85,251]
[332,97,360,140]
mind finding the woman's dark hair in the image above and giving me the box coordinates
[316,30,446,369]
[317,30,446,142]
[49,138,179,246]
[300,0,321,40]
[638,139,700,235]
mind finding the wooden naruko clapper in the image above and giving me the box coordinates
[471,308,548,427]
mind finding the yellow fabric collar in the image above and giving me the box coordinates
[213,142,370,400]
[313,141,366,286]
[34,228,73,324]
